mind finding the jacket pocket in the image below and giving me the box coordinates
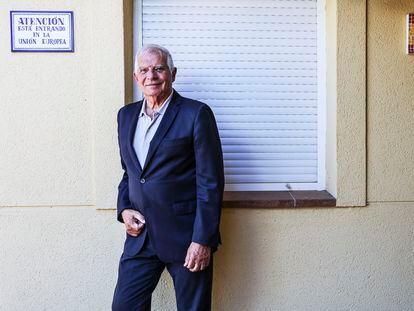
[162,137,192,148]
[173,200,197,215]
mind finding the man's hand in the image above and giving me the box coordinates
[184,242,211,272]
[121,209,145,237]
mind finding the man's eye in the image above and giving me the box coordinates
[155,67,166,73]
[139,69,148,74]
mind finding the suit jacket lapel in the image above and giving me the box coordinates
[126,100,143,174]
[142,91,182,173]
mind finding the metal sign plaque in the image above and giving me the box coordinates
[407,13,414,54]
[10,11,74,52]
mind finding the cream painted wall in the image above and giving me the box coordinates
[0,0,124,208]
[335,0,367,206]
[91,0,126,209]
[367,0,414,202]
[1,204,413,310]
[0,1,95,206]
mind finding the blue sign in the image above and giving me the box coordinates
[10,11,74,52]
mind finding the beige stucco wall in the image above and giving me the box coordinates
[367,0,414,202]
[0,1,95,206]
[331,0,367,206]
[0,0,123,208]
[1,204,413,310]
[1,0,414,310]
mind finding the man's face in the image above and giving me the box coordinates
[134,51,176,101]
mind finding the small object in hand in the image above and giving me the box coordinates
[134,217,144,228]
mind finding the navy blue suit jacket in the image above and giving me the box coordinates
[117,91,224,262]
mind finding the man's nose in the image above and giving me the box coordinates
[147,69,157,79]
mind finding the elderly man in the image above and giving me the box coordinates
[112,44,224,311]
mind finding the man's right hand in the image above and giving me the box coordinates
[121,209,146,237]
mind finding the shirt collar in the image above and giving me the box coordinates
[139,91,174,118]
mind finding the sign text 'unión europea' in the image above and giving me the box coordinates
[10,11,74,52]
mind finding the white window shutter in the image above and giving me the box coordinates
[141,0,320,191]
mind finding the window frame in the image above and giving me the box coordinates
[132,0,327,192]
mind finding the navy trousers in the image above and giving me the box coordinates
[112,237,213,311]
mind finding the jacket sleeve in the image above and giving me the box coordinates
[192,104,225,247]
[116,108,132,223]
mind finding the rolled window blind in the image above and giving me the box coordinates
[141,0,319,190]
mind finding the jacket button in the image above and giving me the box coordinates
[140,178,146,184]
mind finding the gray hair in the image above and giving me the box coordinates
[134,44,175,73]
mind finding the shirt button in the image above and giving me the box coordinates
[140,178,146,184]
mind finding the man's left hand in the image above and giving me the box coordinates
[184,242,211,272]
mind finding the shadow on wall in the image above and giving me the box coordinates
[212,209,282,310]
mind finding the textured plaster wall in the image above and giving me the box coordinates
[1,204,413,311]
[90,0,125,209]
[335,0,367,206]
[367,0,414,202]
[0,1,95,206]
[0,0,124,208]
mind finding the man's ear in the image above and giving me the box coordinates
[171,67,177,82]
[133,72,139,83]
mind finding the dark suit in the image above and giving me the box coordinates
[113,91,224,310]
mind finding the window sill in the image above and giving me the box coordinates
[223,191,336,209]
